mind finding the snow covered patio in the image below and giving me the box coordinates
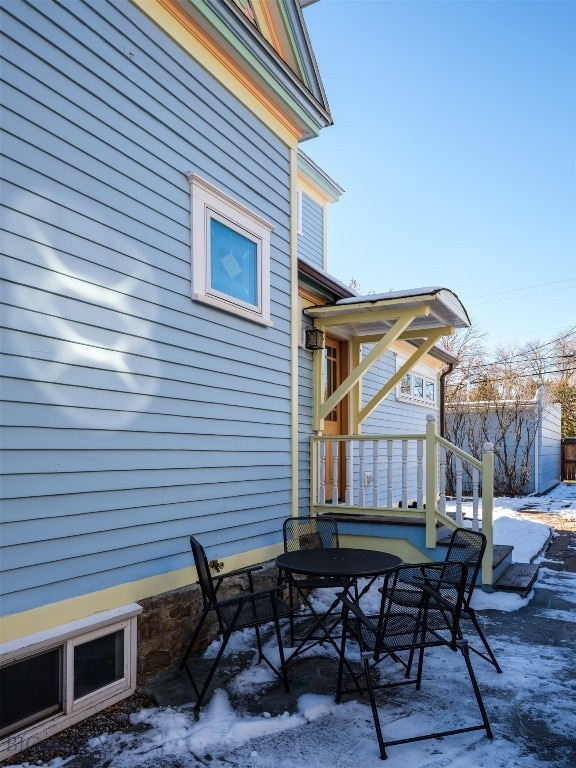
[7,485,576,768]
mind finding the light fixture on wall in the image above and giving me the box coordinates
[305,326,325,350]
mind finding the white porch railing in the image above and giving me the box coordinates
[310,415,495,586]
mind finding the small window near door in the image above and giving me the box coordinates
[400,373,411,395]
[397,362,437,406]
[414,375,424,399]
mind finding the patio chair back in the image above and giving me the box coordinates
[444,527,486,605]
[190,534,219,610]
[281,516,340,648]
[283,516,338,553]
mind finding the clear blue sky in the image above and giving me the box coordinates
[302,0,576,352]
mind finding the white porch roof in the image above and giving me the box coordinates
[304,287,470,339]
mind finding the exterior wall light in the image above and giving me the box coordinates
[305,326,325,350]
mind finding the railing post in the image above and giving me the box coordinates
[331,440,339,505]
[438,445,446,516]
[416,439,424,509]
[386,440,393,508]
[359,440,366,506]
[455,455,463,526]
[345,439,353,505]
[401,439,408,510]
[481,442,494,587]
[471,466,479,531]
[425,415,438,548]
[372,440,380,507]
[319,441,326,505]
[310,437,317,514]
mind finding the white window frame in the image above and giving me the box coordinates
[188,173,273,326]
[397,362,438,407]
[0,604,141,761]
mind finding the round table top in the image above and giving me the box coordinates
[275,547,402,579]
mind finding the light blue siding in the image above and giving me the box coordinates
[1,0,293,615]
[298,194,324,269]
[360,348,438,503]
[538,403,562,493]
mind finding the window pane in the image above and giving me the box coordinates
[400,373,411,395]
[414,375,424,399]
[0,648,62,735]
[210,219,258,306]
[426,380,435,401]
[324,344,339,421]
[74,630,124,700]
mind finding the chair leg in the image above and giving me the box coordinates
[457,639,493,739]
[184,629,232,716]
[272,605,290,693]
[464,610,502,673]
[335,610,349,703]
[179,607,210,671]
[362,655,388,760]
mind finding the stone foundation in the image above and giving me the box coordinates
[136,560,280,684]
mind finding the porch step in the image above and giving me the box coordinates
[494,563,540,597]
[436,539,515,585]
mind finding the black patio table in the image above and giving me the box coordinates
[276,547,402,663]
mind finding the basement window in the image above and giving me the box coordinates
[0,604,140,761]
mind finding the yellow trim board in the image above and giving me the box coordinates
[0,543,284,643]
[297,174,332,207]
[133,0,301,146]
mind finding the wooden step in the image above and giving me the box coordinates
[494,563,540,596]
[436,538,513,569]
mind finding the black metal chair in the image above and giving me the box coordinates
[387,528,501,673]
[440,527,502,672]
[180,535,292,714]
[336,562,493,760]
[281,516,341,647]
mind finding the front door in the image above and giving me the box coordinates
[323,337,348,501]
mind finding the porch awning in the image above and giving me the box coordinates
[304,287,470,340]
[304,287,470,431]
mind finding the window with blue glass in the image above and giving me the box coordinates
[189,174,273,325]
[209,218,258,308]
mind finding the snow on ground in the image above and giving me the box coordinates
[7,484,576,768]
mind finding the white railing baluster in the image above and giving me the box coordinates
[318,441,325,504]
[387,440,393,508]
[417,439,423,509]
[359,440,366,506]
[401,439,408,510]
[345,440,353,505]
[438,444,446,515]
[455,455,463,526]
[372,440,379,506]
[472,465,479,531]
[332,440,339,505]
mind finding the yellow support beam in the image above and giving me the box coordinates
[358,328,447,424]
[317,311,416,426]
